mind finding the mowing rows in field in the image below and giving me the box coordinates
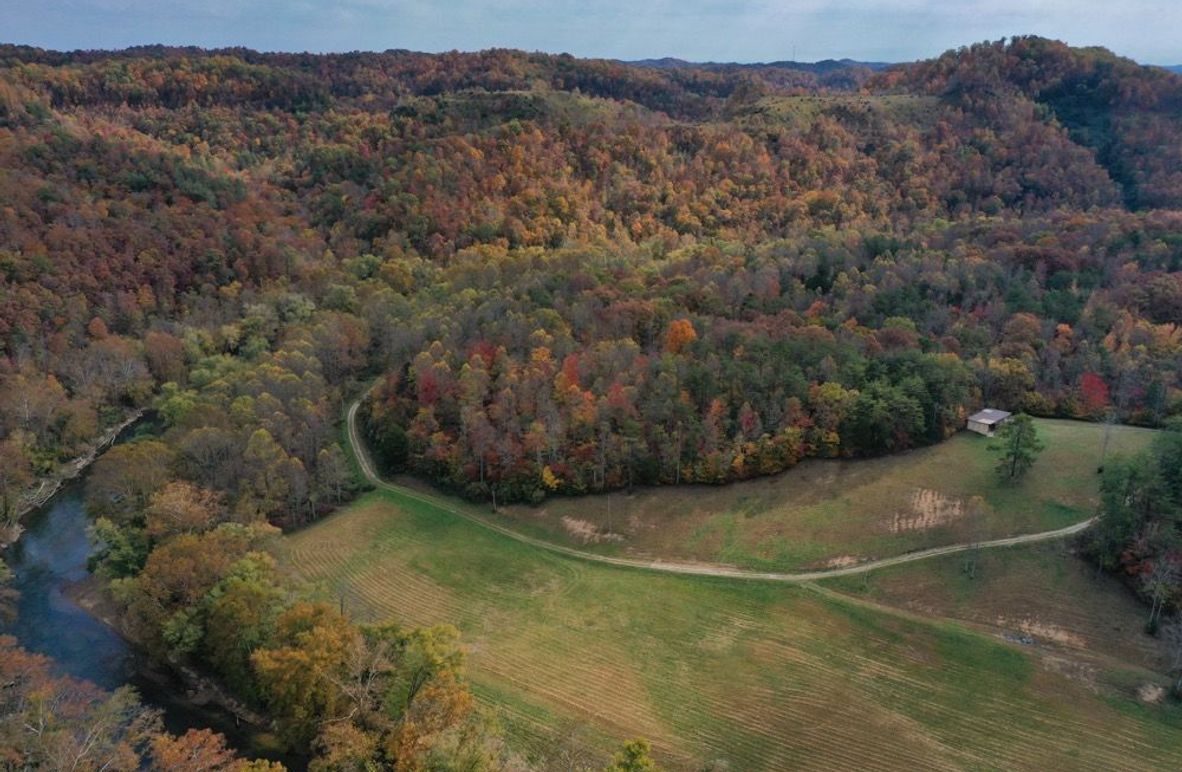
[823,541,1171,673]
[286,490,1182,770]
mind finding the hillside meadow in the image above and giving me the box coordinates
[821,540,1169,673]
[283,478,1182,770]
[490,419,1156,571]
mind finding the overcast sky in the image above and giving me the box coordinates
[3,1,1180,64]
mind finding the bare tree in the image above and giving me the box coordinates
[0,437,32,525]
[1161,619,1182,698]
[1098,408,1118,473]
[1142,561,1177,634]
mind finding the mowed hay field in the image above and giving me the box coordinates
[822,541,1173,677]
[495,420,1156,571]
[284,486,1182,771]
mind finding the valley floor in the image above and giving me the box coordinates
[284,415,1182,769]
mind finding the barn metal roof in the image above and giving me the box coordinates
[968,408,1012,424]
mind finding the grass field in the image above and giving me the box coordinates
[284,480,1182,770]
[492,420,1157,571]
[821,541,1171,674]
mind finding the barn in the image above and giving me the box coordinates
[967,408,1012,436]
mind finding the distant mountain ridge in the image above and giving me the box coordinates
[1163,64,1182,74]
[626,57,893,73]
[1,37,1177,208]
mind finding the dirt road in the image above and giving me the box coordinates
[346,399,1094,583]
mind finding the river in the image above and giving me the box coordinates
[3,462,302,766]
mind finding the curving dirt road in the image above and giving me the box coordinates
[346,398,1095,583]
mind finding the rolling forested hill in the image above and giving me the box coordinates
[2,35,1181,506]
[1,35,1181,768]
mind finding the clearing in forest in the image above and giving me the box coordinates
[492,419,1156,571]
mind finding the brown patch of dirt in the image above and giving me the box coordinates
[561,515,624,544]
[0,522,22,550]
[1137,683,1166,704]
[997,616,1088,648]
[891,488,965,533]
[628,513,655,532]
[824,555,861,568]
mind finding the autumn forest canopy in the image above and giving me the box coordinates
[1,35,1182,767]
[5,37,1178,501]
